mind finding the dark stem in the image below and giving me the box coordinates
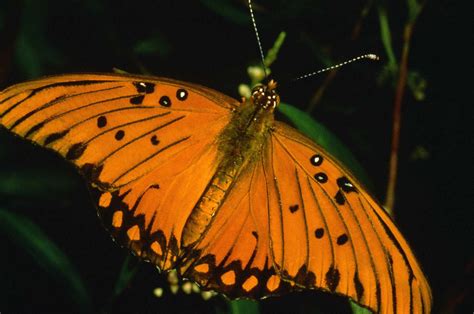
[306,0,374,113]
[384,23,414,214]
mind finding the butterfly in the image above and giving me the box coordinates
[0,73,431,313]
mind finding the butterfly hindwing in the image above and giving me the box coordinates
[179,155,294,298]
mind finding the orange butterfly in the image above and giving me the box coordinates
[0,73,431,313]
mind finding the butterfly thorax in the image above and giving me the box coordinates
[181,82,279,248]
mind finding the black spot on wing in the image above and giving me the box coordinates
[159,96,171,107]
[314,228,324,239]
[115,130,125,141]
[294,265,316,287]
[310,154,323,166]
[336,234,348,245]
[176,88,188,101]
[354,272,364,300]
[337,176,357,193]
[314,172,328,183]
[81,164,110,190]
[130,95,145,105]
[289,204,299,213]
[325,266,340,292]
[151,135,160,146]
[335,190,345,205]
[66,142,87,160]
[81,163,104,183]
[25,122,45,138]
[44,130,69,145]
[376,282,381,311]
[97,116,107,128]
[133,82,155,94]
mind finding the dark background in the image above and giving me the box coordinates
[0,0,471,313]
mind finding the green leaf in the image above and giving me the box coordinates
[299,34,333,68]
[264,32,286,68]
[406,0,423,22]
[279,102,373,189]
[350,300,373,314]
[0,208,92,313]
[0,169,77,199]
[113,255,138,296]
[377,3,397,68]
[407,70,427,101]
[133,33,171,57]
[200,0,249,25]
[229,299,260,314]
[14,0,66,78]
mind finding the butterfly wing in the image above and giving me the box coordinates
[0,73,238,269]
[178,120,431,313]
[269,122,432,313]
[179,154,293,298]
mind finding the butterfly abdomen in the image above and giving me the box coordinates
[181,169,235,247]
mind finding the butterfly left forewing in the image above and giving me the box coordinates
[0,74,235,171]
[270,121,431,313]
[0,73,237,270]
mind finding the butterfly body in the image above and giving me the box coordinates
[0,74,431,313]
[182,81,278,247]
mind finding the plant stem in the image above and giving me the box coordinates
[384,23,414,214]
[306,0,374,113]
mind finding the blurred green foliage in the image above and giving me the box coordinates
[0,209,92,313]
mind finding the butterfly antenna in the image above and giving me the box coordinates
[292,54,380,82]
[248,0,268,78]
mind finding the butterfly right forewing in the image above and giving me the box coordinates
[267,122,432,313]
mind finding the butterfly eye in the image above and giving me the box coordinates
[251,86,264,97]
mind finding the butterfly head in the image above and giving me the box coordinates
[251,79,280,111]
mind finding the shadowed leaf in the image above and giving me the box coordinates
[200,0,249,25]
[229,299,260,314]
[0,208,92,313]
